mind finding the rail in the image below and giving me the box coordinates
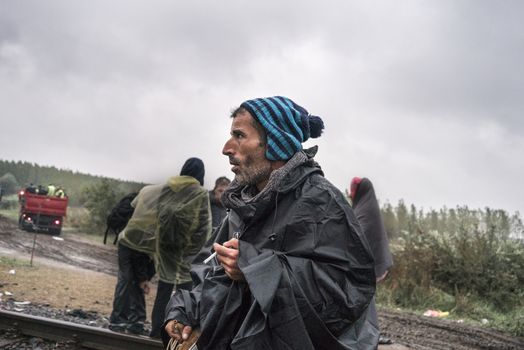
[0,309,163,350]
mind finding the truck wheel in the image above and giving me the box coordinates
[19,216,32,232]
[51,227,62,236]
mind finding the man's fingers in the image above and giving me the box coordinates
[165,320,192,341]
[214,243,239,259]
[165,320,180,339]
[214,239,244,281]
[182,325,193,341]
[223,238,239,249]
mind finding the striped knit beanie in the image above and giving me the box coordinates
[240,96,325,161]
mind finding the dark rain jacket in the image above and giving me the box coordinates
[164,148,378,349]
[352,178,393,279]
[210,190,228,230]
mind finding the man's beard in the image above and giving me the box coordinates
[234,154,272,187]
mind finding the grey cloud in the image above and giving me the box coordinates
[1,0,523,215]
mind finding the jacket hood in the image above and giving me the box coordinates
[167,175,201,191]
[180,157,205,186]
[276,146,323,194]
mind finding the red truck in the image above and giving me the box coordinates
[18,189,68,235]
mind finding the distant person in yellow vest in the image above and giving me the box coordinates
[55,186,65,198]
[47,184,56,197]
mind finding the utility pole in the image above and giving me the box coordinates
[30,201,41,266]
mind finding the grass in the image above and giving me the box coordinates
[376,283,524,337]
[0,256,31,267]
[0,195,19,221]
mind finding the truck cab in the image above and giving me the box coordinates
[18,189,68,235]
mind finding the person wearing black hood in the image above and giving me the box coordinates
[110,157,211,338]
[349,176,393,345]
[163,97,377,350]
[210,176,231,230]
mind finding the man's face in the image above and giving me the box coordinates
[222,111,272,188]
[214,184,228,202]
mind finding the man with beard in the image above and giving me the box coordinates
[163,96,378,349]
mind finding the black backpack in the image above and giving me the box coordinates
[103,192,138,244]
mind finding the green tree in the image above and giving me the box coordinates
[396,199,409,234]
[80,179,124,233]
[510,212,524,240]
[429,209,439,231]
[0,173,20,195]
[382,202,398,238]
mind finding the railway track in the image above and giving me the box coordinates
[0,309,163,350]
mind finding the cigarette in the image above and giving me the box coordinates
[203,233,240,265]
[203,251,216,264]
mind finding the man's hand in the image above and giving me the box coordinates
[214,238,244,281]
[165,320,193,341]
[139,280,151,295]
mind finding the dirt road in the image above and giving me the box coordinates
[0,215,522,349]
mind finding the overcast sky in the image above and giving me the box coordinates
[1,0,523,215]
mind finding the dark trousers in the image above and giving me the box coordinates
[109,243,147,328]
[150,280,193,339]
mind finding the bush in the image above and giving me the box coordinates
[0,173,19,195]
[64,206,91,229]
[80,179,125,234]
[380,204,524,336]
[0,194,18,210]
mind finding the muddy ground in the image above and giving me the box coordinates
[0,215,522,349]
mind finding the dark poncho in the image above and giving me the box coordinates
[165,149,378,349]
[351,178,393,278]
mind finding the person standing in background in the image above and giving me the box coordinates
[110,157,211,337]
[350,176,394,344]
[209,176,231,230]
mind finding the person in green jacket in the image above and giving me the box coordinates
[109,157,211,338]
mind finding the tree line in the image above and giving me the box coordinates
[0,159,144,206]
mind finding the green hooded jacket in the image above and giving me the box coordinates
[119,176,211,284]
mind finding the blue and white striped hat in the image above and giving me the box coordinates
[240,96,325,161]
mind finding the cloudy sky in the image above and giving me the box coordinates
[1,0,523,215]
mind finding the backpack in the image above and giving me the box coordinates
[103,192,138,244]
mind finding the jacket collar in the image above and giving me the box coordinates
[222,147,323,226]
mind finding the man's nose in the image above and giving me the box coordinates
[222,137,234,156]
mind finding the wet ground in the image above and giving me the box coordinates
[0,215,522,349]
